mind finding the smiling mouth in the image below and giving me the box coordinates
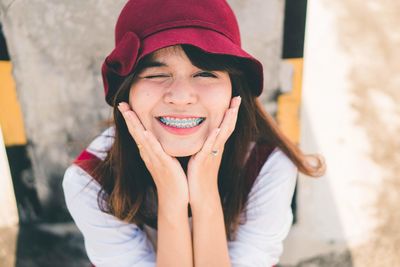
[156,116,206,129]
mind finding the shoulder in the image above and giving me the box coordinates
[62,164,103,206]
[85,126,115,160]
[247,147,298,203]
[63,126,115,203]
[256,147,297,186]
[63,165,156,265]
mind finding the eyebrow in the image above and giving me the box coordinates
[140,60,168,70]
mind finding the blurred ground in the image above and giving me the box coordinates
[2,223,353,267]
[279,251,352,267]
[0,223,90,267]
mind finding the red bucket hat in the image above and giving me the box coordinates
[101,0,264,106]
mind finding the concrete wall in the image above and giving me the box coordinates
[0,1,285,220]
[280,0,400,266]
[229,0,285,104]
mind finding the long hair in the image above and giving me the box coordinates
[91,44,325,241]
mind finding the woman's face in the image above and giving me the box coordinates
[129,45,232,157]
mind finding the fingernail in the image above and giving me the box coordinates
[118,102,126,111]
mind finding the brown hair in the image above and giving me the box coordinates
[92,44,325,241]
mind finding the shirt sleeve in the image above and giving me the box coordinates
[62,164,156,267]
[228,148,298,267]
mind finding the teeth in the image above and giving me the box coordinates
[159,117,204,128]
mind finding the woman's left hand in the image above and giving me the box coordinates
[187,96,241,204]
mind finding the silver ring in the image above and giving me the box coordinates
[211,150,218,156]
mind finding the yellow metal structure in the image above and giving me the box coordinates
[0,61,27,146]
[277,58,303,145]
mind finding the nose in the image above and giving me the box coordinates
[163,77,197,105]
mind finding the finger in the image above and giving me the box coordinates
[118,102,146,131]
[118,103,173,161]
[196,128,221,159]
[143,130,173,162]
[213,96,241,150]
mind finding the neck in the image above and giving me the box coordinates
[177,156,190,174]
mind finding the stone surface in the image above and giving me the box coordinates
[279,250,353,267]
[229,0,285,103]
[0,0,130,221]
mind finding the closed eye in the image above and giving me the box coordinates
[195,71,217,78]
[142,72,217,79]
[143,74,169,79]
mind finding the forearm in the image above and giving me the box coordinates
[190,189,231,267]
[156,196,193,267]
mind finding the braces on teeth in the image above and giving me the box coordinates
[159,117,204,128]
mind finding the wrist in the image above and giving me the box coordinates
[189,187,221,213]
[157,184,189,203]
[188,175,218,200]
[158,189,189,211]
[158,198,189,223]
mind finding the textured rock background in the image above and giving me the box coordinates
[0,0,285,221]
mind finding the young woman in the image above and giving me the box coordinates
[63,1,325,266]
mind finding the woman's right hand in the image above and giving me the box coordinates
[117,102,189,206]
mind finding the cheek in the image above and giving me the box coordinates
[204,83,232,119]
[129,86,158,126]
[130,83,162,105]
[130,86,151,104]
[218,79,232,107]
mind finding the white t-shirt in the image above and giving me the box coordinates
[62,127,298,267]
